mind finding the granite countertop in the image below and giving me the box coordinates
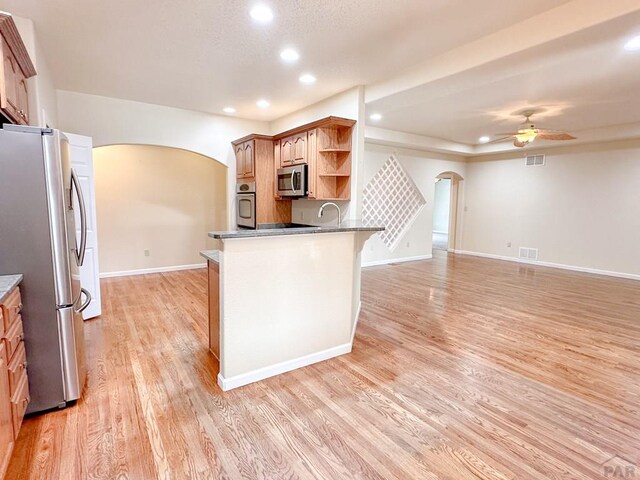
[200,250,220,264]
[209,220,384,240]
[0,274,23,304]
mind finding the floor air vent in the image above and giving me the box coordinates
[525,154,545,166]
[519,247,539,261]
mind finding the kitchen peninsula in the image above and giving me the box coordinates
[201,222,382,391]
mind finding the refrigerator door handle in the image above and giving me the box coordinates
[75,287,92,313]
[70,168,87,266]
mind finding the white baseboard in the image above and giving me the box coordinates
[362,254,432,267]
[217,342,352,391]
[100,263,207,278]
[453,250,640,281]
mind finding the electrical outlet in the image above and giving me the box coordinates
[301,211,305,221]
[464,206,468,212]
[406,241,410,248]
[507,242,512,248]
[144,249,150,257]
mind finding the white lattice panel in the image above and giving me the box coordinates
[362,155,426,250]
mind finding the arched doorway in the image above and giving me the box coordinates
[433,171,463,252]
[92,144,228,276]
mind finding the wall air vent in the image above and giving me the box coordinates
[519,247,539,261]
[525,154,545,166]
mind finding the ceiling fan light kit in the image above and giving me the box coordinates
[492,111,576,148]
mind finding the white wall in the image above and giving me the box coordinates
[461,140,640,277]
[271,87,365,224]
[362,143,466,265]
[433,179,451,233]
[93,145,227,275]
[56,90,269,227]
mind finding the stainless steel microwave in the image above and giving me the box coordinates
[277,165,307,197]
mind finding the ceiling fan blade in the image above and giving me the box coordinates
[485,136,513,144]
[534,128,571,133]
[494,133,520,136]
[536,132,576,141]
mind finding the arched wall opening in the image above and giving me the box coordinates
[93,144,228,275]
[434,171,464,252]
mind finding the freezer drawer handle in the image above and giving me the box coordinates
[76,288,92,313]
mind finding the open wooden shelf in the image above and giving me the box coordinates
[311,123,354,200]
[316,174,350,201]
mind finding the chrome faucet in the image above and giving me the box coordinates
[318,202,341,226]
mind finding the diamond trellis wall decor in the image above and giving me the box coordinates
[362,155,426,250]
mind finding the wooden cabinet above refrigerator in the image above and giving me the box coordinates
[0,13,36,126]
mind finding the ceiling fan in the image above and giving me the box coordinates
[492,111,577,147]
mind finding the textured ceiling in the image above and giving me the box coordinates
[0,0,570,120]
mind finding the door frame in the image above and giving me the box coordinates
[435,172,464,251]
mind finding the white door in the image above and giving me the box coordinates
[66,133,102,320]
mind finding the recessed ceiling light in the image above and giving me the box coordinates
[624,35,640,51]
[223,107,236,114]
[298,73,316,85]
[250,4,273,24]
[478,136,490,143]
[256,99,270,109]
[369,113,382,121]
[280,48,299,63]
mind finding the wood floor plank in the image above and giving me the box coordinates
[6,251,640,479]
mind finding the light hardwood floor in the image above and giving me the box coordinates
[7,251,640,479]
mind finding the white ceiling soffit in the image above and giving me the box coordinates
[365,0,640,154]
[365,127,473,156]
[0,0,571,121]
[365,121,640,157]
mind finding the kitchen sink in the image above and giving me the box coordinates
[257,223,321,230]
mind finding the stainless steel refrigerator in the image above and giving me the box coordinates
[0,124,90,413]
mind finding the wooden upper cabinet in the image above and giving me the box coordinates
[234,144,245,179]
[1,39,20,123]
[292,132,307,165]
[0,14,36,126]
[279,132,307,167]
[235,140,255,179]
[16,73,28,125]
[243,140,254,178]
[280,136,294,166]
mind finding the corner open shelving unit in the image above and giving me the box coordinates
[312,119,355,201]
